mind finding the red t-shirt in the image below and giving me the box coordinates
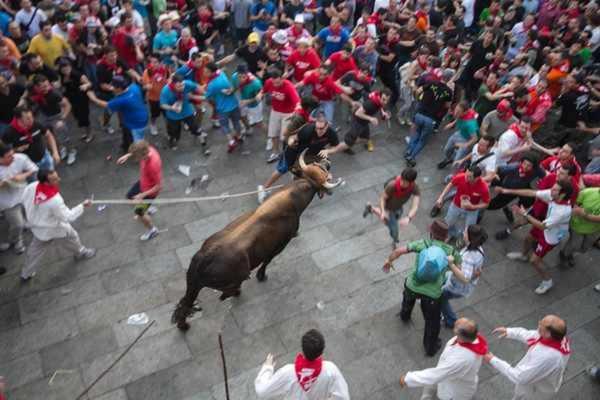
[302,71,342,102]
[451,173,490,207]
[328,51,357,81]
[287,48,321,82]
[140,146,163,195]
[540,156,582,180]
[531,172,579,217]
[263,78,300,114]
[112,28,138,68]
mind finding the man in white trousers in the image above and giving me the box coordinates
[484,314,571,400]
[399,318,487,400]
[255,329,350,399]
[20,169,96,281]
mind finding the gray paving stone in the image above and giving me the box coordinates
[276,225,337,262]
[92,388,129,400]
[0,352,43,390]
[76,281,168,332]
[40,326,118,376]
[555,370,600,400]
[344,165,392,193]
[209,366,260,400]
[139,225,192,259]
[0,310,79,362]
[81,329,192,398]
[7,369,85,400]
[0,300,20,332]
[19,275,106,324]
[183,309,243,357]
[100,252,180,295]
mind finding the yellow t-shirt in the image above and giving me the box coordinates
[27,34,70,68]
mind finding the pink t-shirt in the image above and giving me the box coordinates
[140,146,162,194]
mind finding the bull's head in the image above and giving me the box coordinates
[297,149,343,197]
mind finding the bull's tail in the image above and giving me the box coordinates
[172,256,206,331]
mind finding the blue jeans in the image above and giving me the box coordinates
[443,131,471,162]
[440,289,463,328]
[219,107,242,135]
[36,150,54,171]
[386,209,401,244]
[131,126,147,142]
[406,113,435,160]
[445,203,479,239]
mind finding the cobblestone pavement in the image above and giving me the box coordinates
[1,111,599,400]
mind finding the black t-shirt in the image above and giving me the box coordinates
[377,40,402,77]
[61,70,88,104]
[496,164,545,189]
[282,3,305,27]
[465,39,496,74]
[340,71,372,101]
[557,88,589,128]
[235,45,267,75]
[33,90,63,117]
[2,122,47,162]
[296,122,340,156]
[96,59,128,97]
[0,83,25,124]
[260,58,286,81]
[417,81,453,121]
[354,99,381,125]
[19,63,59,83]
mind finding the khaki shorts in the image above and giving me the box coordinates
[267,110,292,139]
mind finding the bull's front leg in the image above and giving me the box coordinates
[256,261,271,282]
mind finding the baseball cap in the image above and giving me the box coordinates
[272,30,288,45]
[236,63,248,74]
[496,99,513,120]
[294,14,305,24]
[247,32,260,44]
[111,75,128,89]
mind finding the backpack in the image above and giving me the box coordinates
[415,241,448,283]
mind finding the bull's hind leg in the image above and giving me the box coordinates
[219,283,242,300]
[256,237,293,282]
[172,281,203,331]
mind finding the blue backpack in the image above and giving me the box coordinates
[415,242,449,283]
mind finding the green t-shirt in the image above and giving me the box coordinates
[570,188,600,234]
[231,72,263,107]
[405,239,462,299]
[457,116,479,140]
[153,0,166,17]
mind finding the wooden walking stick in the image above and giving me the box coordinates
[218,333,231,400]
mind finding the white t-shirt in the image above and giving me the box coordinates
[471,146,496,176]
[15,7,48,38]
[536,190,572,245]
[496,129,522,166]
[0,153,38,210]
[462,0,476,27]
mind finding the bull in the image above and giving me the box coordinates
[172,150,343,331]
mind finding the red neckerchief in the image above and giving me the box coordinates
[30,86,47,106]
[98,56,118,71]
[453,334,489,355]
[207,70,220,84]
[168,82,184,101]
[367,13,380,26]
[386,35,399,47]
[509,122,524,139]
[417,57,428,71]
[518,163,533,177]
[557,59,570,74]
[368,91,383,109]
[294,104,312,122]
[238,73,253,89]
[34,182,60,204]
[460,109,478,121]
[178,37,197,56]
[10,117,32,143]
[527,336,571,355]
[355,71,372,84]
[329,25,341,36]
[198,9,213,24]
[290,25,303,38]
[294,353,323,391]
[415,10,427,20]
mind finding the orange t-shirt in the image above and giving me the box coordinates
[142,67,169,101]
[546,62,569,99]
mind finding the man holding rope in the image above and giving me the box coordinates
[117,140,163,241]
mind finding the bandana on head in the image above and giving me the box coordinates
[34,182,60,204]
[453,334,489,355]
[368,90,383,109]
[527,336,571,355]
[294,353,323,392]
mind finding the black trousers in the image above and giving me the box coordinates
[166,116,199,142]
[400,283,441,355]
[379,73,400,106]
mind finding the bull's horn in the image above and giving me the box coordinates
[299,148,308,170]
[323,178,343,189]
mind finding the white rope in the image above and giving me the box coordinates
[89,184,285,205]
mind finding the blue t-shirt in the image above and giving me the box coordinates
[152,30,179,64]
[317,27,350,58]
[251,1,276,32]
[107,84,149,130]
[159,80,199,121]
[175,64,198,83]
[205,72,239,114]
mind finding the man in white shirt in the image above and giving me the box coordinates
[20,169,96,281]
[400,318,487,400]
[484,315,570,400]
[255,329,350,400]
[0,143,38,254]
[498,180,574,294]
[14,0,47,38]
[496,117,533,167]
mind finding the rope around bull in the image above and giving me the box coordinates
[89,184,286,205]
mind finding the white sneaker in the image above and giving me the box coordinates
[257,185,267,204]
[140,227,159,241]
[75,247,96,260]
[593,283,600,293]
[59,146,68,160]
[105,126,115,135]
[507,252,528,261]
[147,205,158,215]
[212,119,221,128]
[199,131,208,145]
[150,124,159,136]
[240,125,247,135]
[266,153,279,163]
[0,242,10,252]
[14,240,25,255]
[534,279,553,295]
[266,138,273,151]
[67,149,77,165]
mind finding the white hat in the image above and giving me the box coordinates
[157,14,172,27]
[294,14,305,24]
[272,29,288,45]
[296,37,310,46]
